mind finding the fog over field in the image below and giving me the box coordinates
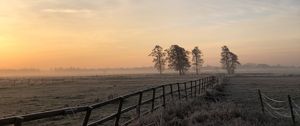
[1,0,300,126]
[1,66,300,77]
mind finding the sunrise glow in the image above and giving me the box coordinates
[0,0,300,69]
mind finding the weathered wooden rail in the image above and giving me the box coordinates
[0,75,224,126]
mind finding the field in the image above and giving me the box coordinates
[133,73,300,126]
[224,74,300,125]
[226,74,300,109]
[1,73,300,125]
[0,74,207,125]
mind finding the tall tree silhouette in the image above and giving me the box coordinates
[166,45,191,75]
[220,46,240,74]
[192,46,204,75]
[149,45,166,74]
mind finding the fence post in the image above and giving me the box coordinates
[204,78,206,92]
[177,83,181,100]
[288,95,296,126]
[207,77,209,88]
[194,81,197,96]
[214,76,217,86]
[201,79,204,93]
[206,77,209,89]
[194,80,197,95]
[115,97,124,126]
[14,117,23,126]
[136,91,143,119]
[184,82,188,100]
[82,106,93,126]
[208,77,210,88]
[198,79,201,94]
[209,77,212,88]
[170,84,174,99]
[206,77,210,88]
[162,85,166,108]
[151,88,156,112]
[190,81,193,98]
[210,77,213,88]
[212,76,215,87]
[258,89,265,114]
[204,78,206,91]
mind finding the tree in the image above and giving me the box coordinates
[166,45,191,75]
[220,46,240,74]
[220,46,231,74]
[192,47,204,75]
[227,52,240,74]
[149,45,166,74]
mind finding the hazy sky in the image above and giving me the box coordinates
[0,0,300,69]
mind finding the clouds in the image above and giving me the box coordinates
[42,8,92,14]
[3,0,300,38]
[31,0,124,13]
[0,0,300,68]
[14,0,300,28]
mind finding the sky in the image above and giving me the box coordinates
[0,0,300,69]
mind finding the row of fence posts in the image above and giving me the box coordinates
[87,76,219,126]
[0,75,224,126]
[90,76,222,126]
[258,89,297,126]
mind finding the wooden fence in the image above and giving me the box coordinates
[0,75,224,126]
[258,89,300,126]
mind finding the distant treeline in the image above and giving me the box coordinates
[51,66,221,72]
[0,68,41,73]
[51,67,154,72]
[238,63,300,69]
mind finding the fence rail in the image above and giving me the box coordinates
[0,75,225,126]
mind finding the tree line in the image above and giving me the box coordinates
[149,45,240,75]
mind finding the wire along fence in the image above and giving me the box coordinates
[0,75,225,126]
[258,89,300,126]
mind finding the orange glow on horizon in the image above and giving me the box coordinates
[0,0,300,69]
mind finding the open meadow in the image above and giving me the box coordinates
[1,0,300,125]
[224,74,300,125]
[1,73,300,126]
[132,73,300,126]
[0,74,208,125]
[226,73,300,110]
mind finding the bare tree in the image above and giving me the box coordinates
[192,46,204,75]
[149,45,166,74]
[220,46,240,74]
[166,45,191,75]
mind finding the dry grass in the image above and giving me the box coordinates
[0,74,206,117]
[0,74,207,126]
[133,77,296,126]
[1,73,299,126]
